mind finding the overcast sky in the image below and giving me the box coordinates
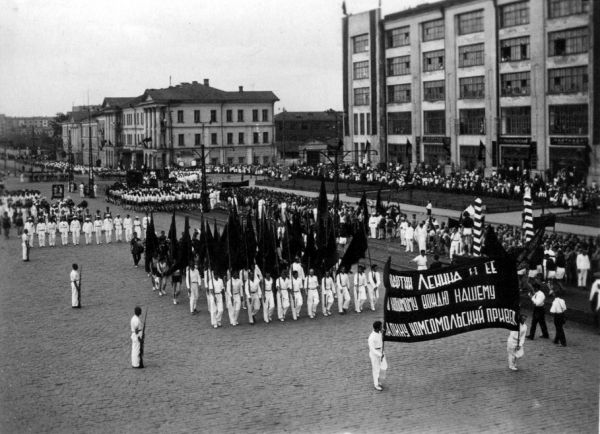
[1,0,432,117]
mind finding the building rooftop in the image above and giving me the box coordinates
[140,81,279,104]
[384,0,469,21]
[275,111,342,121]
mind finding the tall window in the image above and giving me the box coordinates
[422,19,444,41]
[549,104,588,135]
[353,113,358,135]
[387,56,410,76]
[227,133,233,144]
[501,107,531,135]
[460,76,485,99]
[178,134,185,146]
[194,110,200,123]
[210,110,217,123]
[423,80,445,101]
[458,10,483,35]
[500,36,530,62]
[548,0,589,18]
[501,71,531,96]
[194,133,201,146]
[459,109,485,135]
[263,132,269,143]
[424,110,445,135]
[354,87,370,106]
[366,113,371,135]
[548,27,589,56]
[238,132,245,144]
[387,84,411,103]
[387,112,411,135]
[226,110,233,122]
[423,50,444,72]
[458,44,484,67]
[262,109,269,121]
[353,34,369,53]
[500,2,529,27]
[386,26,409,48]
[353,61,369,80]
[237,110,244,122]
[548,66,588,94]
[359,113,365,135]
[211,133,218,145]
[177,110,184,123]
[253,132,259,144]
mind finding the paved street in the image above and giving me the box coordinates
[0,178,598,433]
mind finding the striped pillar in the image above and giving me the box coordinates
[523,188,534,243]
[473,198,483,257]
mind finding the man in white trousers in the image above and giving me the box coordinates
[368,321,386,391]
[305,268,320,319]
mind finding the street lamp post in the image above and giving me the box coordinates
[88,107,94,198]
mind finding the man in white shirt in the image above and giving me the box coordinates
[590,272,600,330]
[93,216,103,245]
[36,218,46,247]
[404,224,415,252]
[207,273,225,328]
[527,280,549,339]
[336,266,351,314]
[290,270,303,319]
[507,314,527,371]
[246,271,262,323]
[367,264,381,311]
[70,263,81,308]
[58,217,69,246]
[263,272,275,323]
[130,306,144,369]
[133,216,142,240]
[186,262,201,314]
[305,268,320,319]
[368,215,378,239]
[113,214,123,242]
[69,217,81,246]
[354,264,368,313]
[24,217,35,246]
[368,321,386,391]
[576,249,591,289]
[276,269,291,321]
[123,214,133,242]
[550,292,567,346]
[103,214,113,243]
[412,250,428,271]
[82,217,93,245]
[46,217,57,247]
[227,271,244,326]
[321,270,336,316]
[449,227,462,260]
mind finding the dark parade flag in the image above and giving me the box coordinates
[533,213,556,230]
[405,139,412,158]
[317,178,328,222]
[383,257,520,343]
[213,219,220,245]
[358,191,369,232]
[339,224,368,271]
[168,210,177,260]
[481,225,508,258]
[176,216,192,272]
[144,213,159,273]
[303,226,317,271]
[226,210,245,273]
[244,211,257,268]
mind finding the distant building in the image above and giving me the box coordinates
[342,0,598,181]
[0,114,54,137]
[274,110,343,164]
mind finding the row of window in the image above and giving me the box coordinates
[352,113,372,136]
[222,156,273,166]
[177,131,270,146]
[177,108,270,124]
[384,104,588,136]
[355,1,588,53]
[379,64,586,105]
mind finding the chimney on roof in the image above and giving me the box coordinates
[239,86,243,92]
[204,79,209,86]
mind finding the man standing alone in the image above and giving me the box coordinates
[368,321,386,391]
[70,264,81,308]
[130,307,144,369]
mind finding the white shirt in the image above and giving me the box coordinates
[412,255,428,270]
[305,275,319,290]
[354,272,367,287]
[368,331,383,358]
[70,269,80,284]
[590,279,600,311]
[576,254,591,270]
[336,273,349,288]
[130,315,143,337]
[531,290,545,307]
[507,323,527,347]
[550,297,566,314]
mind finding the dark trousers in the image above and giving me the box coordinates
[529,306,549,338]
[132,252,141,266]
[553,314,566,346]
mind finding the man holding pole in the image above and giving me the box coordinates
[130,306,144,369]
[368,321,386,391]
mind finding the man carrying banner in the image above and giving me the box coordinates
[305,268,320,319]
[186,261,201,315]
[368,321,386,391]
[227,270,244,326]
[507,314,527,371]
[263,272,275,323]
[291,270,303,319]
[321,270,335,316]
[336,266,351,314]
[411,250,428,270]
[276,269,291,321]
[527,278,549,340]
[246,270,262,323]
